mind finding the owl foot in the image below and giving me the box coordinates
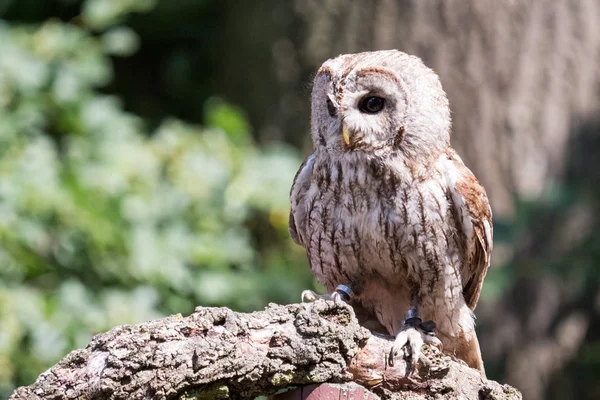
[301,284,354,304]
[389,311,442,376]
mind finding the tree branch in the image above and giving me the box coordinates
[9,301,520,400]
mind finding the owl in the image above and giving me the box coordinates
[289,50,492,374]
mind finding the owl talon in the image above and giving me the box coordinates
[300,290,343,303]
[331,291,344,304]
[389,316,442,376]
[301,290,320,302]
[300,284,354,304]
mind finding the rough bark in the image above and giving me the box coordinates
[9,301,520,400]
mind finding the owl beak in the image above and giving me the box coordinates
[342,124,351,146]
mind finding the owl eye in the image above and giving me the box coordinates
[359,96,385,114]
[326,99,337,117]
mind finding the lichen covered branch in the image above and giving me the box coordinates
[9,302,520,400]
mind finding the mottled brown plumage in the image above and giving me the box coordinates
[289,50,492,373]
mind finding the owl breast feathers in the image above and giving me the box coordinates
[289,50,492,371]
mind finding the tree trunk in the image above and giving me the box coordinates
[288,0,600,217]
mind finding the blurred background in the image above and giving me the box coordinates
[0,0,598,399]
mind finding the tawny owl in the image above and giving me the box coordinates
[289,50,492,374]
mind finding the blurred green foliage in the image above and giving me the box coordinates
[0,0,313,396]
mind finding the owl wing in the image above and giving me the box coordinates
[444,149,493,310]
[289,154,316,246]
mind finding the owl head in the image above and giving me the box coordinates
[311,50,451,161]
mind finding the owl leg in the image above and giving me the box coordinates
[301,284,354,304]
[389,295,442,376]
